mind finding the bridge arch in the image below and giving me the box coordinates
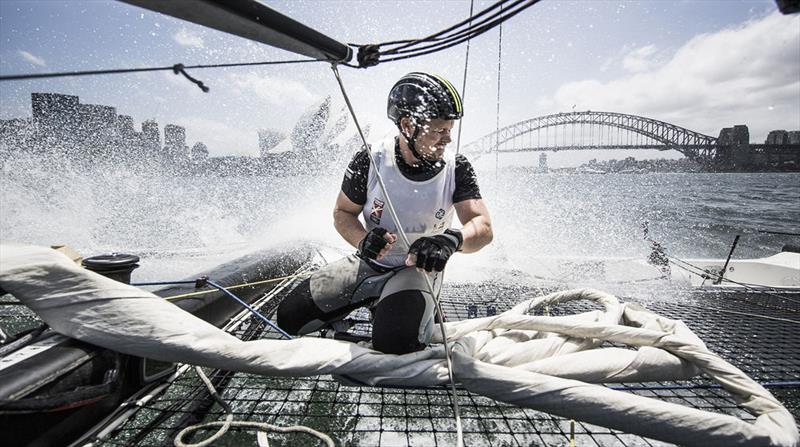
[463,111,718,159]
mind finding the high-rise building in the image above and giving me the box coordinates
[142,120,160,146]
[717,125,750,145]
[164,124,188,159]
[766,130,789,145]
[164,124,186,148]
[31,93,79,126]
[117,115,135,138]
[77,103,117,147]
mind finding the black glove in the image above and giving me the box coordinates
[408,229,463,272]
[358,227,390,260]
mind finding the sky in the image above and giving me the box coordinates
[1,0,798,167]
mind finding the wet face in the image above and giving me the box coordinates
[402,118,455,163]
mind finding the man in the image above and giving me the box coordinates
[277,72,492,354]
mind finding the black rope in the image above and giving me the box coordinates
[352,0,541,67]
[172,64,208,93]
[378,0,536,63]
[349,0,511,49]
[455,0,475,155]
[0,58,321,92]
[381,0,518,54]
[495,2,504,175]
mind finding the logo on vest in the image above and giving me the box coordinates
[370,198,385,224]
[435,208,446,219]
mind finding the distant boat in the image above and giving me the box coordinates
[672,246,800,289]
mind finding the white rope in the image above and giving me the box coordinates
[174,421,334,447]
[173,367,334,447]
[330,63,464,447]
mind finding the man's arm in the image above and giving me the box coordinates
[454,198,493,253]
[333,191,367,249]
[334,191,397,260]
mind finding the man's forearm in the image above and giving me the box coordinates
[459,216,493,253]
[333,209,367,249]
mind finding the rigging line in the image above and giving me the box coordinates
[77,278,299,446]
[132,272,314,301]
[206,279,293,340]
[329,63,464,447]
[495,2,504,177]
[359,0,513,50]
[379,0,529,55]
[455,0,476,155]
[0,58,321,83]
[377,0,539,63]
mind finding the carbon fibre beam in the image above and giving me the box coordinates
[119,0,352,63]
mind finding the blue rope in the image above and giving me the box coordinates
[205,279,293,340]
[132,278,292,340]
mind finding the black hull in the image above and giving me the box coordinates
[0,245,312,447]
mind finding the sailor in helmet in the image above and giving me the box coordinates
[277,72,493,354]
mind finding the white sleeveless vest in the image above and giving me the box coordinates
[362,139,457,267]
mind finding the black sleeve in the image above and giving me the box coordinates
[453,154,482,203]
[341,149,370,205]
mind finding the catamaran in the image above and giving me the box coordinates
[1,1,799,446]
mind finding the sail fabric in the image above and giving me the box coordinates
[1,243,797,447]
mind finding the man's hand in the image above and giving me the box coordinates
[405,229,463,273]
[358,227,397,261]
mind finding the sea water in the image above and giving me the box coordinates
[1,153,799,299]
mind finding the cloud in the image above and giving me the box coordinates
[540,12,800,141]
[173,28,204,48]
[230,72,319,108]
[622,44,658,73]
[18,50,45,67]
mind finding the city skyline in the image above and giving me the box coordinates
[1,0,798,167]
[1,90,796,173]
[0,92,205,164]
[0,91,365,175]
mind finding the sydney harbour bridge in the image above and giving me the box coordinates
[462,111,799,170]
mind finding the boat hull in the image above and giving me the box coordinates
[673,251,800,289]
[0,245,312,447]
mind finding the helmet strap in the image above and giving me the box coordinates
[398,120,435,170]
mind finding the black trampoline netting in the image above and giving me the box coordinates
[78,268,799,447]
